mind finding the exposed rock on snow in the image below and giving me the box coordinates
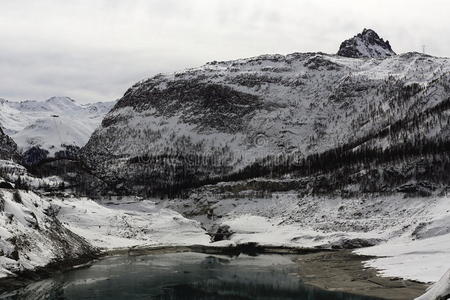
[337,28,396,58]
[327,238,381,250]
[211,225,234,242]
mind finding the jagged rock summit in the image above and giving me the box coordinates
[337,28,396,58]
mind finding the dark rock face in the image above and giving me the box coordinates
[110,80,263,133]
[337,28,396,58]
[0,181,14,189]
[0,127,20,161]
[22,146,49,166]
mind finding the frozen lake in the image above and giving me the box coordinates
[1,252,382,300]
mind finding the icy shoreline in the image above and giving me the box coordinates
[0,244,432,300]
[0,243,426,300]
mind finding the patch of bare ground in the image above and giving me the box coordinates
[295,250,428,300]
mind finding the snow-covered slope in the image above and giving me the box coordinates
[12,116,99,157]
[82,29,450,195]
[0,97,115,158]
[0,189,96,278]
[56,197,209,249]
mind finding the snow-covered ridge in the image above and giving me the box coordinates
[0,96,115,156]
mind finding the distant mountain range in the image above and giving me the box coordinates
[0,96,115,164]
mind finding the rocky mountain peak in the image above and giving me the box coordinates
[337,28,396,58]
[45,96,77,105]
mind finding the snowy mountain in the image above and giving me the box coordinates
[82,29,450,195]
[0,96,115,164]
[337,28,396,58]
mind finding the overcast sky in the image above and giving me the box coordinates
[1,0,449,103]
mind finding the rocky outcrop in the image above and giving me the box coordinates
[0,127,20,162]
[337,28,396,58]
[211,225,234,242]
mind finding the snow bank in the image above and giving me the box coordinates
[55,198,210,250]
[355,194,450,283]
[356,234,450,283]
[220,214,380,248]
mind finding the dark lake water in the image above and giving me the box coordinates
[1,252,382,300]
